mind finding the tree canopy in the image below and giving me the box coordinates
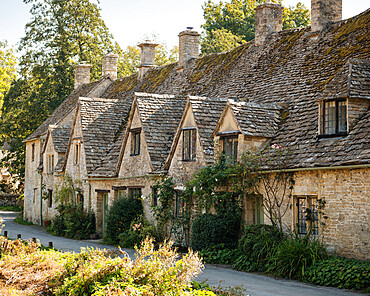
[0,41,17,114]
[201,0,311,55]
[0,0,178,186]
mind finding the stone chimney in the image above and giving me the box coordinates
[178,27,200,69]
[255,1,283,46]
[74,62,91,89]
[102,52,119,80]
[311,0,342,32]
[138,41,158,79]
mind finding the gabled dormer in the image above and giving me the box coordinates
[164,96,227,183]
[116,93,187,178]
[212,99,282,160]
[318,59,370,138]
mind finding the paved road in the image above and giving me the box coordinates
[0,211,363,296]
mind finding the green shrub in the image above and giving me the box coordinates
[305,256,370,290]
[191,213,241,251]
[199,246,242,265]
[118,216,163,248]
[49,203,95,239]
[268,235,328,279]
[104,196,143,244]
[234,224,283,272]
[54,238,205,296]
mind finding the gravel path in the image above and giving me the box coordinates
[0,211,363,296]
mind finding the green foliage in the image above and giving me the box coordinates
[201,0,310,54]
[0,205,21,212]
[104,196,143,244]
[49,203,95,239]
[201,28,246,56]
[191,213,241,251]
[0,41,17,113]
[53,238,205,296]
[268,235,328,279]
[234,224,283,272]
[54,174,82,204]
[151,176,176,226]
[305,257,370,290]
[199,246,242,265]
[0,0,116,185]
[118,215,164,248]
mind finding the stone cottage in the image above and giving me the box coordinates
[24,0,369,259]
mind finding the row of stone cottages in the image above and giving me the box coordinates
[24,0,369,260]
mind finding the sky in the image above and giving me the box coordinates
[0,0,369,51]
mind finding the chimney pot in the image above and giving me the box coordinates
[255,2,283,46]
[178,28,200,69]
[102,52,119,80]
[138,41,158,79]
[311,0,342,32]
[74,62,92,89]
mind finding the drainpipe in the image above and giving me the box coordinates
[39,173,43,226]
[88,182,91,214]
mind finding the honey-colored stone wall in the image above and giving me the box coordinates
[273,168,369,260]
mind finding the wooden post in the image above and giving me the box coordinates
[17,234,21,239]
[32,237,36,243]
[48,241,53,248]
[3,231,7,238]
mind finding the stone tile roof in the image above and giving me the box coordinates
[135,93,187,171]
[50,127,70,153]
[78,97,132,174]
[188,96,228,163]
[227,99,282,138]
[349,59,370,99]
[322,59,370,100]
[33,8,370,173]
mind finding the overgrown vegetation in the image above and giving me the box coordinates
[0,235,219,295]
[49,203,96,239]
[104,196,143,244]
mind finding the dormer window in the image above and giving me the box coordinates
[223,136,238,159]
[74,143,80,164]
[130,128,141,156]
[322,100,347,136]
[182,128,196,161]
[47,154,54,174]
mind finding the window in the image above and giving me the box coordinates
[47,154,54,174]
[254,195,264,225]
[222,136,238,159]
[47,189,53,208]
[322,100,347,136]
[117,190,126,199]
[152,187,158,206]
[174,190,184,218]
[182,128,196,161]
[76,191,84,205]
[33,188,37,203]
[130,129,141,156]
[74,143,80,164]
[128,188,142,199]
[295,196,319,235]
[31,143,35,162]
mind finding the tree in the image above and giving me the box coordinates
[0,41,17,114]
[0,0,117,184]
[201,28,246,56]
[201,0,311,54]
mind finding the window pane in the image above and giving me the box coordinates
[297,198,307,234]
[223,137,238,159]
[183,130,189,160]
[325,101,336,134]
[310,198,319,235]
[338,101,347,133]
[191,129,196,160]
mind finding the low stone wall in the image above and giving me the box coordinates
[0,194,22,207]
